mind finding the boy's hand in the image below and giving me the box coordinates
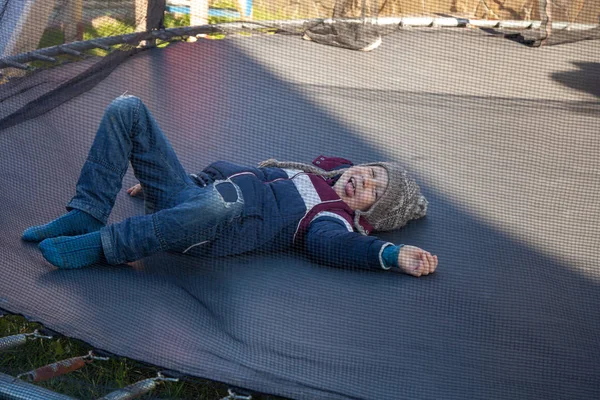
[398,245,438,277]
[127,183,143,197]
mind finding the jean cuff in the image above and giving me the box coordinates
[100,227,120,265]
[66,199,109,225]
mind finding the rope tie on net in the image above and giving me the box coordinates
[221,388,253,400]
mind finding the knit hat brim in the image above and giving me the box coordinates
[354,162,428,233]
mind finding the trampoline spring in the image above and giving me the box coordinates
[82,350,111,362]
[58,46,82,57]
[150,30,172,41]
[2,59,30,70]
[96,372,179,400]
[221,389,253,400]
[15,351,108,383]
[0,330,53,351]
[89,40,111,51]
[30,54,57,63]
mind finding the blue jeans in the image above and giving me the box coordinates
[67,95,244,264]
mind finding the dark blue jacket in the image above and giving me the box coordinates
[193,157,395,272]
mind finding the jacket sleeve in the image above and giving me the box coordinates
[305,215,395,271]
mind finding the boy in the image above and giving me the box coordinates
[23,96,438,276]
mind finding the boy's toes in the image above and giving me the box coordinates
[38,233,103,269]
[39,239,64,268]
[22,227,42,242]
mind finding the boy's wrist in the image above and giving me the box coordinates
[382,244,404,270]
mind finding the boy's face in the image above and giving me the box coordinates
[333,166,389,211]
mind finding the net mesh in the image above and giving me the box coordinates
[1,1,599,400]
[1,0,599,71]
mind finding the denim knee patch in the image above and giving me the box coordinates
[214,180,244,208]
[215,182,238,203]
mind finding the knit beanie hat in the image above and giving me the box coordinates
[258,159,428,234]
[353,162,428,234]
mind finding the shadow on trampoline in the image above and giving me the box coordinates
[290,82,600,117]
[2,37,600,399]
[552,62,600,99]
[30,182,600,399]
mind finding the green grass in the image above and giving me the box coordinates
[83,17,136,56]
[165,13,191,28]
[252,6,294,21]
[38,27,66,49]
[0,314,286,399]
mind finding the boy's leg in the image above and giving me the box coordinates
[23,95,192,242]
[103,180,244,265]
[39,180,244,268]
[68,95,193,219]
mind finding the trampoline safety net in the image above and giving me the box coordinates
[1,0,599,399]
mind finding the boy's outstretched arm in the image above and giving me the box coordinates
[305,216,438,276]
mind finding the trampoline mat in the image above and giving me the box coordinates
[1,31,600,399]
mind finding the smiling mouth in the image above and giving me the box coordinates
[345,177,356,197]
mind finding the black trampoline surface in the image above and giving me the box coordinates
[1,30,600,399]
